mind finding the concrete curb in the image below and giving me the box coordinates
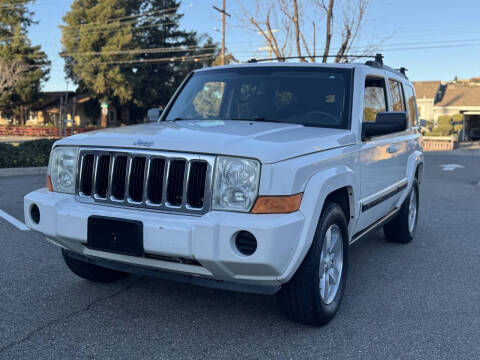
[0,166,47,177]
[425,150,480,157]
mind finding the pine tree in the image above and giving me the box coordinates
[0,0,50,124]
[62,0,218,125]
[127,0,218,111]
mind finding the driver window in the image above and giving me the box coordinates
[364,77,387,122]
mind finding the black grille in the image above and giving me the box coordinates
[79,154,94,196]
[111,156,127,200]
[95,155,110,198]
[77,151,211,214]
[167,160,186,206]
[128,157,146,202]
[187,161,208,208]
[147,158,165,204]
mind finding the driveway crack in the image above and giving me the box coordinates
[0,277,143,354]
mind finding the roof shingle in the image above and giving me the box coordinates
[434,84,480,107]
[413,81,441,99]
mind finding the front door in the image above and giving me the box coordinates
[357,76,408,232]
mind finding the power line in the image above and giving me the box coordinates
[61,45,218,57]
[100,53,217,66]
[60,7,178,30]
[62,21,178,38]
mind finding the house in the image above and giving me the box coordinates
[414,79,480,140]
[414,80,442,121]
[0,91,101,127]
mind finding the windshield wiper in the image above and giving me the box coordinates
[231,117,286,124]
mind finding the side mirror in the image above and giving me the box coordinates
[362,112,407,140]
[147,108,163,122]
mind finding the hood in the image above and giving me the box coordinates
[56,120,356,164]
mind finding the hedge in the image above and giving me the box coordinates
[437,115,452,125]
[452,114,464,123]
[424,130,450,136]
[0,139,57,168]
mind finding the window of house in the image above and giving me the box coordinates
[389,79,406,112]
[403,85,418,126]
[364,77,387,122]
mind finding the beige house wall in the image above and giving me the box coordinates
[417,98,435,121]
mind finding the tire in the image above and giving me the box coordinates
[383,178,419,244]
[277,201,349,326]
[62,249,129,283]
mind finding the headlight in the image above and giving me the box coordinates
[49,146,79,194]
[212,156,260,212]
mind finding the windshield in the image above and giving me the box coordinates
[165,66,353,129]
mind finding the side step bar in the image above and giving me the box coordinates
[350,207,400,245]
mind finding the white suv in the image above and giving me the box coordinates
[24,59,423,325]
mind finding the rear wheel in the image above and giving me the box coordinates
[384,179,419,244]
[277,202,348,326]
[62,249,129,283]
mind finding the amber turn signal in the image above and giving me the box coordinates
[46,175,53,192]
[251,193,303,214]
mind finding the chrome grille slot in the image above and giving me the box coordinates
[79,154,94,196]
[95,155,111,198]
[167,159,186,206]
[146,158,165,204]
[76,148,213,215]
[128,157,146,202]
[111,156,127,200]
[187,161,208,208]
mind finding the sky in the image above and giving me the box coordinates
[26,0,480,92]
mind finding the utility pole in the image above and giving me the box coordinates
[212,1,231,65]
[257,29,279,62]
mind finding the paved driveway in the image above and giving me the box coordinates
[0,154,479,359]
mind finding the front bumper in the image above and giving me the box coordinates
[24,189,305,289]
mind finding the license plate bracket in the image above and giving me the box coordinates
[87,216,143,257]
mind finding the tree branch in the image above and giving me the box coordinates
[322,0,334,62]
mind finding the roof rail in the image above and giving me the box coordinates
[246,54,381,63]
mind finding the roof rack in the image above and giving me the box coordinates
[247,54,382,63]
[245,53,409,79]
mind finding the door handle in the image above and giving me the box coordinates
[386,145,400,154]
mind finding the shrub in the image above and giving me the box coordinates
[0,139,56,168]
[437,115,452,125]
[424,130,451,137]
[436,124,453,133]
[452,114,464,123]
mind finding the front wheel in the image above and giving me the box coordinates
[277,202,349,326]
[384,179,419,244]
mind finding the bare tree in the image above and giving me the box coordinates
[238,1,291,60]
[0,60,28,93]
[238,0,372,63]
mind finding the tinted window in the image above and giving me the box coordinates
[364,78,387,122]
[403,84,418,126]
[165,67,353,129]
[389,79,405,112]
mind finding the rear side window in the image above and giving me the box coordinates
[364,77,387,122]
[388,79,405,112]
[403,84,418,126]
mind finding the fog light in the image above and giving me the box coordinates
[30,204,40,224]
[235,231,257,256]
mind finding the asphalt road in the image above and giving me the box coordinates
[1,154,479,359]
